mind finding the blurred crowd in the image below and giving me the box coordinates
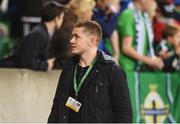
[0,0,180,72]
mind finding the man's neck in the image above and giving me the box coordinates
[134,1,143,12]
[79,49,97,67]
[44,22,55,39]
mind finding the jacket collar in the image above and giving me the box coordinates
[73,50,115,66]
[61,50,115,69]
[97,50,115,64]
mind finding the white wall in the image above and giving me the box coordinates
[0,69,61,122]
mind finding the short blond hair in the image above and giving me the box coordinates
[73,20,102,44]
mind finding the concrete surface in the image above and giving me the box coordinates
[0,68,61,122]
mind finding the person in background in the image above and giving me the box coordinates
[68,0,95,22]
[0,1,65,71]
[153,0,180,46]
[19,1,65,71]
[156,25,180,72]
[48,20,132,123]
[117,0,164,71]
[92,0,120,64]
[120,0,132,12]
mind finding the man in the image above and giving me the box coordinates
[0,1,65,70]
[92,0,120,63]
[48,20,132,123]
[19,1,65,71]
[117,0,164,71]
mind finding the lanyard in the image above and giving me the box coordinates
[73,59,96,97]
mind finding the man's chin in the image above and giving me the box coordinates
[71,50,78,55]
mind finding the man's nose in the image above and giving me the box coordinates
[70,37,75,43]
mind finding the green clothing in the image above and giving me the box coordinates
[117,8,150,71]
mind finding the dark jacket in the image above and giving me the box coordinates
[48,51,132,123]
[19,24,50,70]
[0,24,50,70]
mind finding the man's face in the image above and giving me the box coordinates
[139,0,155,12]
[70,27,93,55]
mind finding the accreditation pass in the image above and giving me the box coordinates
[65,97,82,112]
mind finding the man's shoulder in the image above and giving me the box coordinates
[110,63,125,74]
[24,25,47,41]
[118,9,135,26]
[29,24,47,36]
[25,26,43,36]
[120,8,133,18]
[101,63,127,84]
[99,52,125,74]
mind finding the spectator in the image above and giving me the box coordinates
[0,1,65,71]
[120,0,132,12]
[92,0,120,63]
[152,0,178,45]
[156,25,180,71]
[117,0,164,71]
[152,8,166,45]
[68,0,95,22]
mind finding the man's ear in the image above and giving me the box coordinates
[90,37,98,46]
[55,13,64,22]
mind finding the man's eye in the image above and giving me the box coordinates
[75,35,79,39]
[71,35,76,39]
